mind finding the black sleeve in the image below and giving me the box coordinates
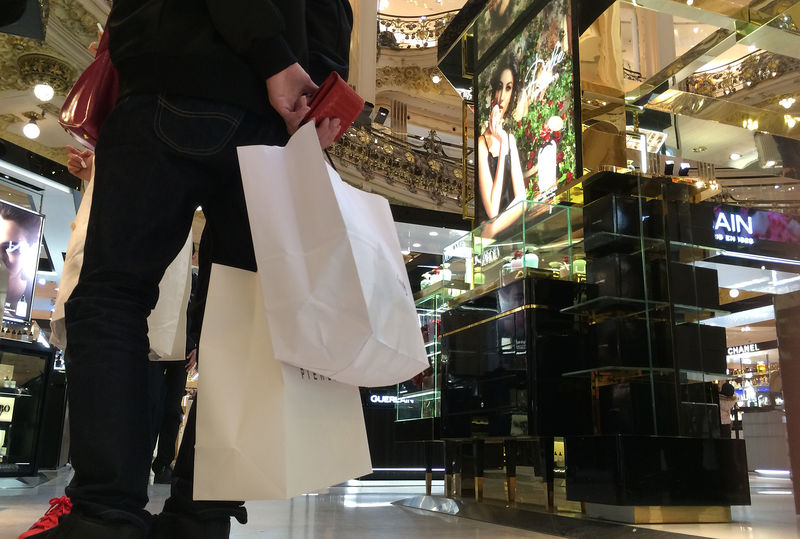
[205,0,300,79]
[305,0,353,84]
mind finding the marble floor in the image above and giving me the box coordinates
[0,469,797,538]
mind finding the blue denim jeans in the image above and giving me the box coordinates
[64,93,287,530]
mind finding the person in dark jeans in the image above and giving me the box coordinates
[43,2,353,538]
[150,250,198,485]
[148,356,190,484]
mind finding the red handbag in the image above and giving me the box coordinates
[303,72,364,142]
[59,28,120,149]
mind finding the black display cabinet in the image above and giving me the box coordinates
[562,171,750,513]
[0,338,57,477]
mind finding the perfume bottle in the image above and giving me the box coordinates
[15,295,27,317]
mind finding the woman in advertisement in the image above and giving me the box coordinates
[477,53,526,223]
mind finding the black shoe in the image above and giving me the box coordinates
[150,512,231,539]
[153,466,172,485]
[30,511,146,539]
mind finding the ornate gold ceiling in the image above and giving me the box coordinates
[0,0,105,164]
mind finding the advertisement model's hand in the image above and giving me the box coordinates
[267,63,318,135]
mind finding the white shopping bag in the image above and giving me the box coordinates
[147,234,192,360]
[51,177,193,357]
[237,123,427,387]
[194,264,372,501]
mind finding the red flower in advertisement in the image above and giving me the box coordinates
[548,100,553,106]
[566,172,574,183]
[557,152,564,163]
[517,121,522,127]
[558,102,564,111]
[554,131,562,142]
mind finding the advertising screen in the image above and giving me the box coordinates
[475,0,534,61]
[0,200,44,323]
[474,0,577,226]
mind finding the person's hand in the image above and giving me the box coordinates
[88,26,102,56]
[266,63,317,135]
[314,117,342,149]
[186,348,197,373]
[66,145,94,182]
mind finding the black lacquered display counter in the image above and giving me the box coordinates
[565,435,750,506]
[435,171,753,511]
[0,338,56,477]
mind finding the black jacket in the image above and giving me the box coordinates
[108,0,352,117]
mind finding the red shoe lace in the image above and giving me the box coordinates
[22,496,72,535]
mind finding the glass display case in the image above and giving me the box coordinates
[396,292,447,423]
[444,199,584,298]
[0,339,55,476]
[439,199,590,441]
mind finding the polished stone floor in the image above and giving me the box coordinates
[0,470,796,538]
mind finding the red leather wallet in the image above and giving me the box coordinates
[303,72,364,142]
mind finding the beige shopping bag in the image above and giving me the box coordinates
[193,264,372,501]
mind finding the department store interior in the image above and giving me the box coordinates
[0,1,799,538]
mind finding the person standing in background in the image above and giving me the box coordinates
[719,382,738,439]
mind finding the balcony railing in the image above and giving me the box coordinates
[329,126,473,206]
[377,10,458,49]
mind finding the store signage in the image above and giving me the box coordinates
[714,212,755,245]
[0,396,14,422]
[443,238,470,262]
[710,204,800,254]
[369,394,414,405]
[727,343,760,355]
[727,340,778,356]
[476,246,501,267]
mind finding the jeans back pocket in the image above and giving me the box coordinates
[154,95,245,157]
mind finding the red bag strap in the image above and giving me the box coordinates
[96,23,111,55]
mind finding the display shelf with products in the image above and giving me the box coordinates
[0,339,55,477]
[396,292,448,425]
[443,200,585,299]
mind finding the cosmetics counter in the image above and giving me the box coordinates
[390,171,793,521]
[0,337,59,477]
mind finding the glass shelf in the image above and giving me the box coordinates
[398,389,440,401]
[561,366,730,381]
[561,296,669,318]
[562,365,676,378]
[561,296,730,320]
[0,389,31,398]
[583,231,664,255]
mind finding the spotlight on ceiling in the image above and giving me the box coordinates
[23,116,40,139]
[33,83,53,102]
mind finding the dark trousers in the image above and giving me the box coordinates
[64,93,286,529]
[148,361,187,472]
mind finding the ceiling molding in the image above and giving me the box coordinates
[44,16,94,70]
[74,0,112,22]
